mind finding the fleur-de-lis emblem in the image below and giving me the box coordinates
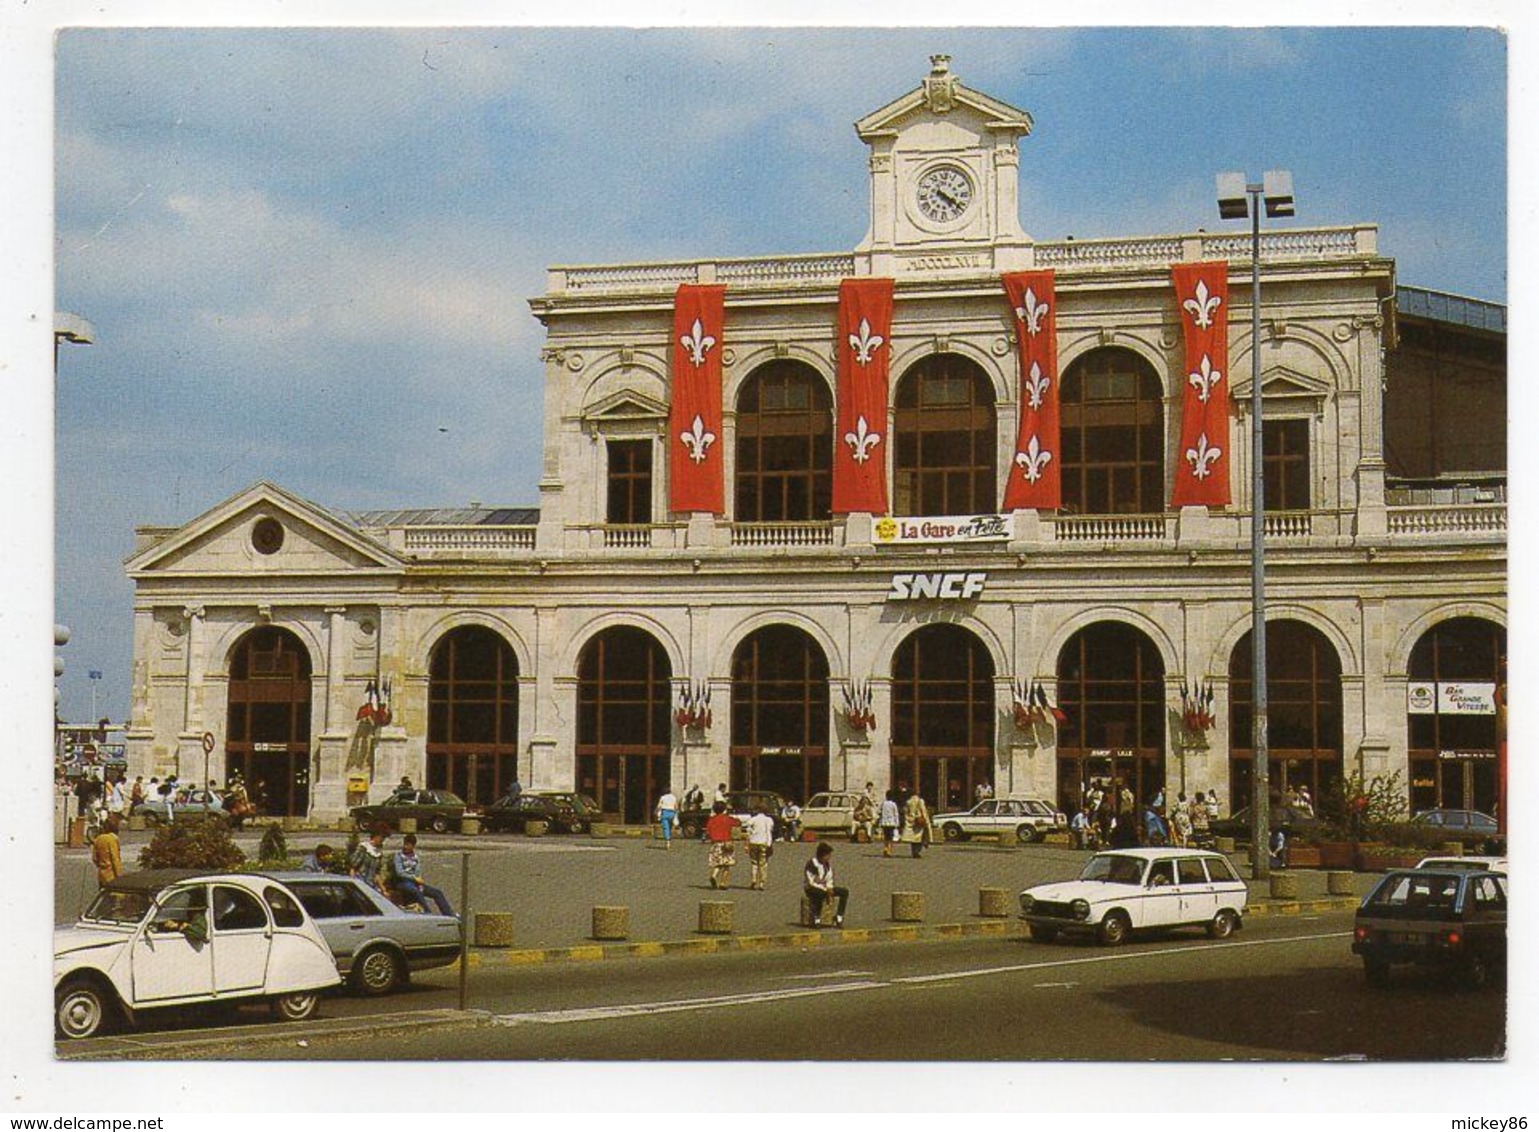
[1014,287,1050,336]
[1183,279,1222,329]
[1187,354,1223,404]
[679,318,716,367]
[1015,434,1053,484]
[1185,432,1222,480]
[848,318,884,366]
[680,414,716,464]
[1024,361,1051,411]
[844,415,881,465]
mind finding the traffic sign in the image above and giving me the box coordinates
[201,731,216,754]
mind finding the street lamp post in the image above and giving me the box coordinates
[1217,170,1294,880]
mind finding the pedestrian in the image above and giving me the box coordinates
[394,776,414,797]
[683,783,705,811]
[1269,827,1289,870]
[129,775,146,810]
[301,844,338,873]
[713,783,728,806]
[1143,803,1168,846]
[704,801,740,889]
[802,841,849,928]
[1205,789,1221,823]
[349,828,387,892]
[743,804,776,890]
[91,813,123,887]
[1189,790,1212,847]
[903,791,932,858]
[780,799,802,842]
[1112,779,1138,848]
[879,789,902,858]
[1070,805,1095,849]
[655,787,679,849]
[390,833,456,915]
[1295,785,1315,818]
[1170,793,1192,848]
[851,791,876,842]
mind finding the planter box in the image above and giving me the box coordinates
[1315,842,1355,870]
[1357,850,1423,871]
[1286,847,1322,869]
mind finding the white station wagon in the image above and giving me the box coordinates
[54,869,341,1040]
[1019,848,1249,945]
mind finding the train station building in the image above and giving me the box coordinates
[122,57,1506,826]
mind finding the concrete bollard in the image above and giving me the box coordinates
[1326,870,1355,896]
[591,905,629,941]
[398,817,418,835]
[891,891,926,923]
[1439,841,1464,856]
[698,900,735,935]
[460,815,481,836]
[525,819,549,837]
[335,817,354,832]
[1269,873,1300,900]
[127,815,147,832]
[474,912,515,948]
[1215,836,1237,853]
[799,895,836,927]
[978,887,1011,918]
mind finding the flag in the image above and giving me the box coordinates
[832,278,894,515]
[668,284,727,514]
[1170,262,1232,507]
[1000,271,1062,509]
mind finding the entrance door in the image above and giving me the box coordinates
[225,628,313,818]
[890,624,995,813]
[577,627,673,826]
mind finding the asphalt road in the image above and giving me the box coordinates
[62,910,1505,1061]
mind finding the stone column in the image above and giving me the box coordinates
[174,605,208,780]
[310,606,355,820]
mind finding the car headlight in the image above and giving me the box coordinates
[1019,893,1035,915]
[1070,899,1091,921]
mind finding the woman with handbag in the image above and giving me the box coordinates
[903,791,932,858]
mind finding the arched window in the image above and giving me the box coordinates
[1230,620,1343,813]
[427,626,520,805]
[1407,617,1505,815]
[735,362,832,522]
[226,627,312,818]
[1060,347,1165,514]
[730,625,830,803]
[890,624,994,812]
[577,627,672,824]
[1056,623,1165,813]
[893,355,997,516]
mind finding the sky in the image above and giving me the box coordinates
[37,24,1511,727]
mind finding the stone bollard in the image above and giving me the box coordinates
[698,900,735,935]
[525,819,549,837]
[1326,870,1355,896]
[799,895,836,927]
[460,815,481,836]
[591,905,629,941]
[127,814,147,832]
[891,891,926,923]
[335,817,354,833]
[474,912,515,948]
[1215,836,1237,853]
[1269,873,1300,900]
[398,817,418,835]
[1439,841,1464,856]
[978,887,1011,917]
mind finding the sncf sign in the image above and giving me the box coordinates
[886,572,987,602]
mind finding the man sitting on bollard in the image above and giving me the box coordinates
[390,833,457,916]
[803,841,849,928]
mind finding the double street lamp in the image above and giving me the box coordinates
[1216,170,1294,880]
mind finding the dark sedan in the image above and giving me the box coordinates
[1411,808,1502,852]
[481,791,600,834]
[350,789,466,834]
[1352,868,1506,989]
[1209,804,1327,842]
[677,789,791,839]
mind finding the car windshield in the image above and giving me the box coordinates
[1080,855,1146,885]
[82,888,154,924]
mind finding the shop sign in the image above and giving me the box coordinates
[253,742,288,752]
[886,572,987,601]
[758,747,803,756]
[1406,683,1436,714]
[346,775,369,793]
[1437,749,1497,761]
[874,514,1010,545]
[1438,682,1496,715]
[1089,749,1135,758]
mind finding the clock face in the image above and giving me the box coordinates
[916,165,974,223]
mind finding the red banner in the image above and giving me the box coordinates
[832,278,894,515]
[668,284,726,514]
[1170,262,1232,507]
[1000,271,1061,510]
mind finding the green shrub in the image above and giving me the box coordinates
[257,822,288,864]
[138,815,246,871]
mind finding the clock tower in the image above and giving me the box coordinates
[853,55,1034,276]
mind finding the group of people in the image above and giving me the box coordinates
[1069,780,1225,850]
[309,828,457,917]
[690,801,850,927]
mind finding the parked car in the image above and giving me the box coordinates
[1410,808,1502,851]
[1209,804,1327,843]
[934,797,1066,843]
[678,789,791,839]
[1415,854,1507,877]
[481,791,600,834]
[268,872,461,996]
[54,869,340,1040]
[1019,847,1249,945]
[1352,867,1507,989]
[800,791,866,839]
[131,788,230,826]
[350,789,467,833]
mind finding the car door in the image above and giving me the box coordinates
[130,884,214,1003]
[1176,856,1216,923]
[293,880,385,965]
[210,883,273,994]
[1465,874,1506,968]
[1138,859,1181,928]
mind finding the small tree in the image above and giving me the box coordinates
[1323,769,1408,841]
[138,815,246,871]
[257,822,288,865]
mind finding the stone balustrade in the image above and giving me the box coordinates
[1386,503,1506,537]
[730,521,837,548]
[1052,514,1171,543]
[403,525,536,553]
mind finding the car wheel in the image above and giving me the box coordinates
[1207,909,1238,939]
[430,816,448,834]
[1096,911,1131,946]
[271,991,321,1023]
[1028,924,1059,943]
[568,820,590,835]
[942,823,963,842]
[351,946,405,997]
[55,980,112,1040]
[1016,824,1040,845]
[1363,957,1391,988]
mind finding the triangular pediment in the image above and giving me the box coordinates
[1231,364,1331,402]
[582,389,670,422]
[125,481,405,576]
[856,75,1032,141]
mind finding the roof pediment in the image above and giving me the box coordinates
[582,389,670,422]
[856,58,1032,140]
[125,481,405,576]
[1231,364,1332,402]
